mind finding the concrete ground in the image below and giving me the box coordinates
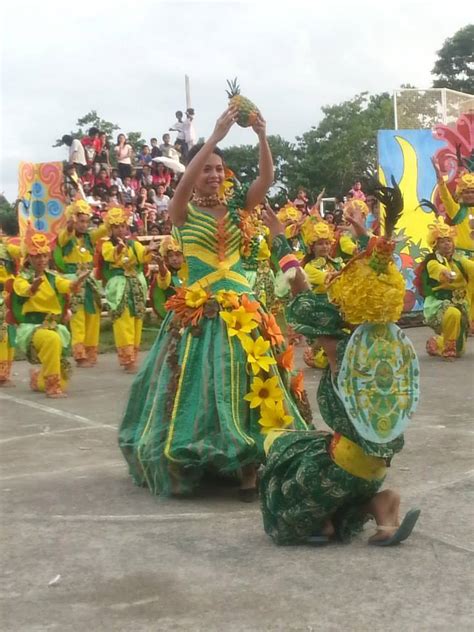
[0,327,473,632]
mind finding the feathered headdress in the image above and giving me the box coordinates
[277,204,303,224]
[303,220,335,246]
[22,222,56,256]
[455,172,474,197]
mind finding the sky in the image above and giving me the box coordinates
[0,0,468,201]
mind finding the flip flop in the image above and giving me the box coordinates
[369,508,421,547]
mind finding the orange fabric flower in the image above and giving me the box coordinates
[291,370,305,401]
[241,293,262,323]
[261,312,284,347]
[277,345,294,372]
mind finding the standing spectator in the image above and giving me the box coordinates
[94,132,110,174]
[170,110,186,160]
[365,194,380,234]
[110,168,124,191]
[150,138,162,159]
[81,127,101,171]
[138,144,153,167]
[159,133,181,161]
[152,162,171,189]
[183,108,196,153]
[155,184,170,216]
[61,134,87,175]
[294,187,309,213]
[63,164,85,202]
[349,180,366,201]
[115,134,133,179]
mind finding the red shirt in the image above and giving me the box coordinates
[81,136,103,164]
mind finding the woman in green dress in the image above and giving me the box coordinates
[119,108,309,500]
[259,197,420,546]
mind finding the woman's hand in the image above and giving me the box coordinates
[252,114,266,139]
[30,277,44,294]
[261,203,284,238]
[431,156,442,181]
[210,107,238,143]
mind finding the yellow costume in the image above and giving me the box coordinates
[0,240,21,385]
[101,207,151,369]
[421,219,473,359]
[56,199,106,365]
[12,227,76,397]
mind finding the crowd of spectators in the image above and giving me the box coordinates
[61,108,196,237]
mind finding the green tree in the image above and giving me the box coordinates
[432,25,474,94]
[53,110,120,147]
[395,83,440,129]
[0,195,19,236]
[292,92,394,197]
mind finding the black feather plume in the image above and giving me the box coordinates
[416,199,441,217]
[373,176,404,239]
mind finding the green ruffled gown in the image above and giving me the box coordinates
[259,291,404,544]
[119,205,309,496]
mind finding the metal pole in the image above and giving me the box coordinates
[185,75,191,110]
[393,90,398,130]
[441,88,447,124]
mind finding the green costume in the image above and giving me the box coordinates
[119,204,308,496]
[260,290,405,545]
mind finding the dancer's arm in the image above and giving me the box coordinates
[246,116,274,211]
[168,108,237,227]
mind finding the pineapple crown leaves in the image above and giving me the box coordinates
[226,78,241,99]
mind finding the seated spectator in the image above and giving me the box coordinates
[152,162,171,189]
[122,176,136,203]
[107,185,122,206]
[110,168,124,191]
[158,216,172,235]
[61,134,87,175]
[150,138,162,159]
[159,134,181,161]
[80,165,95,194]
[138,144,153,167]
[155,184,170,215]
[63,164,85,202]
[148,223,161,237]
[93,132,110,173]
[141,165,153,187]
[129,169,139,193]
[115,134,133,179]
[95,168,111,189]
[81,127,101,171]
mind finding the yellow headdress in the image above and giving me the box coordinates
[159,235,182,257]
[277,204,302,224]
[427,217,456,248]
[455,172,474,197]
[302,219,335,246]
[65,198,93,219]
[22,222,55,256]
[344,199,369,217]
[104,206,130,228]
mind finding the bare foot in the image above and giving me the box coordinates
[240,463,257,490]
[47,391,68,399]
[124,363,138,374]
[0,380,16,388]
[364,489,401,543]
[76,359,94,368]
[321,519,335,538]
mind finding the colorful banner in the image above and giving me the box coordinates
[378,129,445,312]
[17,162,66,236]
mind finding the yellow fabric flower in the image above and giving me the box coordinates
[185,287,208,308]
[215,289,240,309]
[258,402,293,434]
[244,375,284,410]
[241,336,277,374]
[220,306,258,338]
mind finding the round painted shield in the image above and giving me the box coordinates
[337,323,420,444]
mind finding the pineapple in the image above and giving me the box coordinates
[226,78,260,128]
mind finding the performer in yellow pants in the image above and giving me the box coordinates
[100,207,157,372]
[12,225,90,397]
[420,219,473,359]
[0,238,21,386]
[55,199,106,367]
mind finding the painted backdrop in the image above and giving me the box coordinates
[17,162,66,236]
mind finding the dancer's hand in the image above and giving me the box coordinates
[211,107,238,143]
[30,277,44,294]
[431,157,442,180]
[252,114,266,139]
[66,216,76,232]
[262,203,284,237]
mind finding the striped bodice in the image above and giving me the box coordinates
[176,204,250,292]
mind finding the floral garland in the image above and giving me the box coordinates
[164,287,312,434]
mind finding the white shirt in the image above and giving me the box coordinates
[170,121,185,140]
[183,119,196,147]
[160,144,181,161]
[69,139,86,166]
[156,195,170,214]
